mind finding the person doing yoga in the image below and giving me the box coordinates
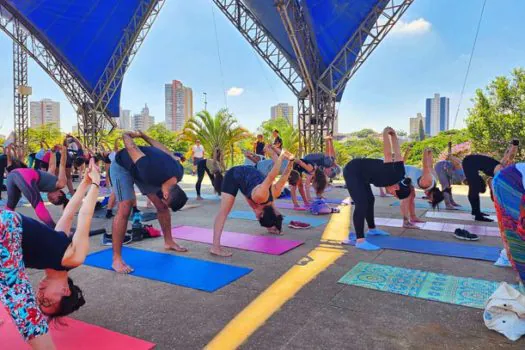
[463,141,518,222]
[400,147,441,228]
[110,131,188,274]
[211,150,295,257]
[433,142,466,210]
[301,135,341,198]
[6,146,69,228]
[0,159,100,350]
[195,148,224,200]
[342,127,411,251]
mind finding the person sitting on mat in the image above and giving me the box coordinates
[463,140,518,222]
[400,147,442,228]
[110,131,188,274]
[492,160,525,287]
[6,145,69,228]
[196,147,224,200]
[0,160,100,349]
[342,127,411,251]
[211,150,295,257]
[433,142,466,210]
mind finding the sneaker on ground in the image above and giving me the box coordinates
[453,228,479,241]
[288,221,311,229]
[101,233,132,246]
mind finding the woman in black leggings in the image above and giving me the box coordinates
[462,141,518,222]
[343,127,411,251]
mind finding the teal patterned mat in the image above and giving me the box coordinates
[338,262,502,309]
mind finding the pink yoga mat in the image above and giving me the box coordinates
[0,307,155,350]
[172,226,304,255]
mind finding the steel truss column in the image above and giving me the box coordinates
[13,24,29,152]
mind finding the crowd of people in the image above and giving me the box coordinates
[1,127,524,349]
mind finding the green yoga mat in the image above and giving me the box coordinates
[338,262,502,309]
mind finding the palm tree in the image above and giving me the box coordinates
[259,117,299,154]
[181,109,250,169]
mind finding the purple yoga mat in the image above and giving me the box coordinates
[171,226,304,255]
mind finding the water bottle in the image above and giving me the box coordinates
[131,212,143,241]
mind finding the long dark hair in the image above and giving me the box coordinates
[312,167,328,197]
[212,172,223,195]
[427,187,445,209]
[46,278,85,321]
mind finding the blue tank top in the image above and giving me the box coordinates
[232,166,273,203]
[21,215,72,270]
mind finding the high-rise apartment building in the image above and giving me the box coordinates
[425,93,449,136]
[271,103,294,124]
[119,109,131,130]
[133,104,155,131]
[409,113,425,136]
[165,80,193,131]
[30,98,60,129]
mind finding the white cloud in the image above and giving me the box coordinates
[227,87,244,96]
[391,18,431,36]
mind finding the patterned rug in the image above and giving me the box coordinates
[338,262,504,309]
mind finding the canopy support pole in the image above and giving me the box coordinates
[13,23,29,152]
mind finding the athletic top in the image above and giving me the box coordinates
[293,160,312,174]
[462,154,500,178]
[35,149,46,160]
[6,169,58,228]
[192,144,204,158]
[205,159,221,173]
[404,165,436,190]
[303,153,335,168]
[116,146,184,186]
[21,214,71,270]
[435,160,465,185]
[222,165,273,203]
[344,159,405,187]
[255,141,265,156]
[255,159,289,176]
[244,154,264,167]
[273,136,282,147]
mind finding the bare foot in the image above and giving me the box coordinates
[410,217,425,223]
[210,247,233,257]
[403,222,420,229]
[196,196,204,201]
[112,259,134,274]
[164,242,188,252]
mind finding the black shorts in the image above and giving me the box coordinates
[221,167,240,197]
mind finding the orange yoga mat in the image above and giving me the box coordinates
[0,306,155,350]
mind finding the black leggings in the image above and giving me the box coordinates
[343,167,376,239]
[195,160,214,196]
[463,155,498,216]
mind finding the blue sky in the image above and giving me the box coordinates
[0,0,524,135]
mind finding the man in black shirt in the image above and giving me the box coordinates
[254,134,266,156]
[342,127,411,251]
[110,131,188,273]
[272,129,283,151]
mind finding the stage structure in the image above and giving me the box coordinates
[0,0,165,148]
[213,0,413,153]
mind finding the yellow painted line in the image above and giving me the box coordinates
[206,205,351,350]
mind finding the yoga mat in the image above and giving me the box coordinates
[128,212,157,222]
[228,210,327,227]
[0,306,155,350]
[390,201,496,214]
[425,211,498,222]
[275,202,308,211]
[374,217,500,237]
[172,226,304,255]
[366,236,501,261]
[338,262,503,310]
[280,196,342,205]
[186,193,221,201]
[84,247,252,292]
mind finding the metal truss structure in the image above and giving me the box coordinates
[0,0,165,148]
[215,0,413,153]
[12,25,29,150]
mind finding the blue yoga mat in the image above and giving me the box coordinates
[366,236,501,262]
[390,201,495,214]
[186,193,221,201]
[228,210,327,227]
[84,247,252,292]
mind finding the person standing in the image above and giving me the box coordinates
[254,134,266,157]
[191,139,205,175]
[272,129,283,152]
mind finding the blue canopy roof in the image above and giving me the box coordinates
[243,0,384,98]
[3,0,153,118]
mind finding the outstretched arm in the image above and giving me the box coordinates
[139,131,173,156]
[255,151,288,200]
[383,127,394,163]
[500,143,518,167]
[60,160,100,267]
[55,146,68,189]
[294,158,314,174]
[403,145,412,163]
[271,160,294,198]
[122,132,146,163]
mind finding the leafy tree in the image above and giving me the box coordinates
[466,68,525,160]
[344,136,383,160]
[259,117,299,154]
[27,123,63,152]
[333,139,351,166]
[351,128,377,139]
[397,130,408,137]
[182,109,250,169]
